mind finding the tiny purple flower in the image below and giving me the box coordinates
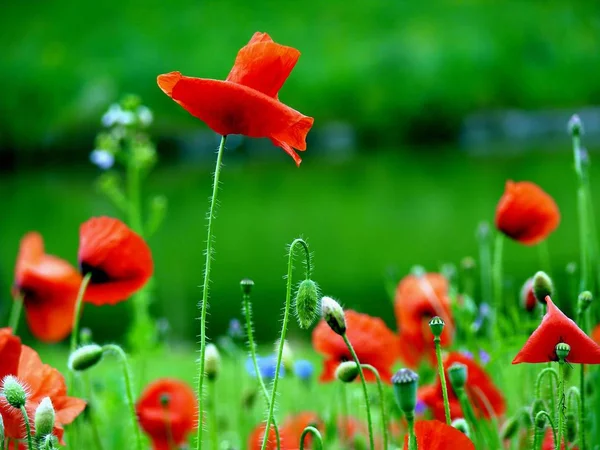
[479,350,490,365]
[415,399,427,415]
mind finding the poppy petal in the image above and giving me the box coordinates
[0,328,21,380]
[404,420,475,450]
[15,232,44,277]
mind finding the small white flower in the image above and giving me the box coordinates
[119,110,135,126]
[101,104,122,128]
[137,106,153,127]
[90,149,115,170]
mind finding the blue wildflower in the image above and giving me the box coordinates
[245,355,284,380]
[293,359,314,381]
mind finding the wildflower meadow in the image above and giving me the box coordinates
[3,9,600,450]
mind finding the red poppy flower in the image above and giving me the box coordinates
[394,273,454,368]
[520,277,537,312]
[78,217,153,305]
[418,353,505,421]
[593,324,600,344]
[248,423,278,450]
[337,416,383,449]
[157,32,314,166]
[542,429,576,450]
[136,378,197,450]
[0,328,86,444]
[13,233,82,343]
[247,413,323,450]
[312,310,399,383]
[403,420,475,450]
[495,181,560,245]
[513,296,600,364]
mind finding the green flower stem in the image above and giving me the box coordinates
[406,412,417,450]
[492,233,504,341]
[299,426,323,450]
[557,362,565,450]
[67,272,92,393]
[8,293,23,334]
[342,334,375,450]
[340,384,349,441]
[477,224,493,331]
[196,134,227,450]
[433,336,451,425]
[577,309,587,450]
[242,291,280,446]
[83,373,105,450]
[102,344,143,450]
[538,241,551,275]
[209,381,218,450]
[261,239,310,450]
[456,387,481,448]
[535,367,558,420]
[361,364,389,449]
[19,406,33,450]
[534,411,556,450]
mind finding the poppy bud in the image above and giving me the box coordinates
[578,291,593,313]
[500,415,520,440]
[429,316,445,338]
[294,279,320,329]
[41,435,58,450]
[566,412,577,443]
[321,296,346,336]
[276,339,294,374]
[520,278,537,312]
[240,278,254,296]
[68,344,104,371]
[532,271,553,304]
[335,361,360,383]
[520,407,533,428]
[392,368,419,415]
[204,343,221,381]
[535,411,547,429]
[451,418,470,437]
[448,363,468,391]
[555,342,571,362]
[568,114,583,137]
[34,397,55,438]
[2,375,27,408]
[531,399,546,420]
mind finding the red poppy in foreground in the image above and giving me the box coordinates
[157,32,314,166]
[403,420,475,450]
[78,217,153,305]
[512,296,600,364]
[495,181,560,245]
[0,328,86,444]
[13,232,82,342]
[592,323,600,345]
[394,273,454,367]
[312,310,399,383]
[136,378,197,450]
[247,412,323,450]
[419,353,505,421]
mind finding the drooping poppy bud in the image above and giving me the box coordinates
[204,343,221,381]
[392,368,419,415]
[320,297,346,336]
[335,361,360,383]
[447,363,467,391]
[2,376,27,408]
[533,272,553,305]
[520,278,537,312]
[451,418,470,437]
[501,415,520,440]
[294,279,320,329]
[68,344,104,372]
[566,412,577,443]
[578,291,593,314]
[535,411,547,429]
[34,397,55,438]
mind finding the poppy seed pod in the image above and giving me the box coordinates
[240,278,254,296]
[447,363,468,391]
[392,368,419,415]
[568,114,583,137]
[578,291,593,313]
[556,342,571,362]
[429,316,445,338]
[2,375,27,408]
[34,397,55,438]
[500,416,520,440]
[68,344,104,372]
[204,343,221,381]
[294,279,320,329]
[533,271,554,304]
[451,418,470,437]
[335,361,360,383]
[321,297,346,336]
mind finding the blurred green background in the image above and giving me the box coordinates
[1,1,599,344]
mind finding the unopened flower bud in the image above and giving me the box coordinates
[321,297,346,335]
[501,416,520,440]
[335,361,360,383]
[448,363,468,391]
[277,340,294,374]
[429,316,445,338]
[566,412,577,443]
[520,407,533,428]
[35,397,55,438]
[392,368,419,415]
[578,291,593,313]
[451,418,470,437]
[68,344,104,371]
[535,411,547,429]
[41,435,58,450]
[568,114,583,137]
[531,399,546,419]
[532,271,553,305]
[520,278,537,312]
[240,279,254,296]
[294,279,320,329]
[556,343,571,362]
[2,376,27,408]
[204,343,221,381]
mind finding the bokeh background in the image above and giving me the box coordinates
[2,1,600,344]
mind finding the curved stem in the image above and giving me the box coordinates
[102,344,143,450]
[535,367,559,420]
[299,426,323,450]
[242,292,280,446]
[19,406,33,450]
[342,334,375,450]
[67,272,92,393]
[434,337,451,425]
[557,362,565,450]
[261,238,311,450]
[8,293,23,334]
[535,411,557,450]
[196,134,227,450]
[361,364,389,450]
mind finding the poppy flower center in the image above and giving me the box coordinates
[14,284,38,304]
[79,262,111,284]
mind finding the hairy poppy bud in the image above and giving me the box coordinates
[2,376,27,408]
[41,435,58,450]
[205,343,221,381]
[448,363,468,391]
[68,344,104,371]
[520,407,533,428]
[240,278,254,296]
[566,412,577,443]
[535,411,547,429]
[533,271,553,304]
[556,342,571,362]
[35,397,55,438]
[294,279,320,329]
[531,399,546,420]
[429,316,445,338]
[568,114,583,137]
[451,418,470,437]
[500,416,520,440]
[392,368,419,415]
[335,361,360,383]
[321,296,346,335]
[578,291,593,313]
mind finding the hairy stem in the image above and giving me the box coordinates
[434,337,451,425]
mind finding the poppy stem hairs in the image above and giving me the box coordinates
[555,343,570,450]
[8,293,23,334]
[261,238,311,450]
[299,426,322,450]
[240,279,281,446]
[429,316,452,425]
[196,134,227,450]
[361,364,388,450]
